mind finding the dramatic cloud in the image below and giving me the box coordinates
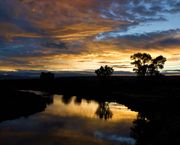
[0,0,180,72]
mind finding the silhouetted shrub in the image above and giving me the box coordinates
[95,65,114,77]
[40,72,54,80]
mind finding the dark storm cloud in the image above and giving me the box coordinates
[157,38,180,47]
[44,41,66,49]
[0,57,45,70]
[94,60,131,69]
[0,0,48,36]
[112,64,131,69]
[98,61,127,64]
[101,29,180,50]
[0,37,68,57]
[0,2,10,21]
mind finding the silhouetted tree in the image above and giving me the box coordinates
[40,72,54,80]
[148,55,166,76]
[96,102,113,120]
[95,65,114,77]
[131,53,152,76]
[131,53,166,76]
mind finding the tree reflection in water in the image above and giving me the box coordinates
[95,102,113,120]
[130,113,149,145]
[61,94,72,104]
[130,110,180,145]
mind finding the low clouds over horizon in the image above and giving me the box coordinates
[0,0,180,72]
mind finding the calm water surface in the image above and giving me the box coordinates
[0,94,138,145]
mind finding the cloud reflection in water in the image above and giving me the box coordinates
[0,94,138,145]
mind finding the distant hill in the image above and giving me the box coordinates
[0,70,135,79]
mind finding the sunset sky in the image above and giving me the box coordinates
[0,0,180,73]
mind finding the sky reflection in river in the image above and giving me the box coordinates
[0,94,138,145]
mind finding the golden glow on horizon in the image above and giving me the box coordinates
[1,47,180,72]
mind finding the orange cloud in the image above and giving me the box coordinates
[0,0,180,73]
[1,46,179,72]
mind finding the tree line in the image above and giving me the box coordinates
[95,53,166,77]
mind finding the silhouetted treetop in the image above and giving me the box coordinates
[40,72,54,80]
[131,53,166,76]
[131,53,152,66]
[152,55,166,69]
[95,65,114,77]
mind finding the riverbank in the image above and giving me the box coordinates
[1,76,180,97]
[1,76,180,145]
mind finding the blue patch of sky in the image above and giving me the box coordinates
[96,12,180,40]
[96,0,180,40]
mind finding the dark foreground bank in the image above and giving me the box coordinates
[0,76,180,145]
[1,76,180,97]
